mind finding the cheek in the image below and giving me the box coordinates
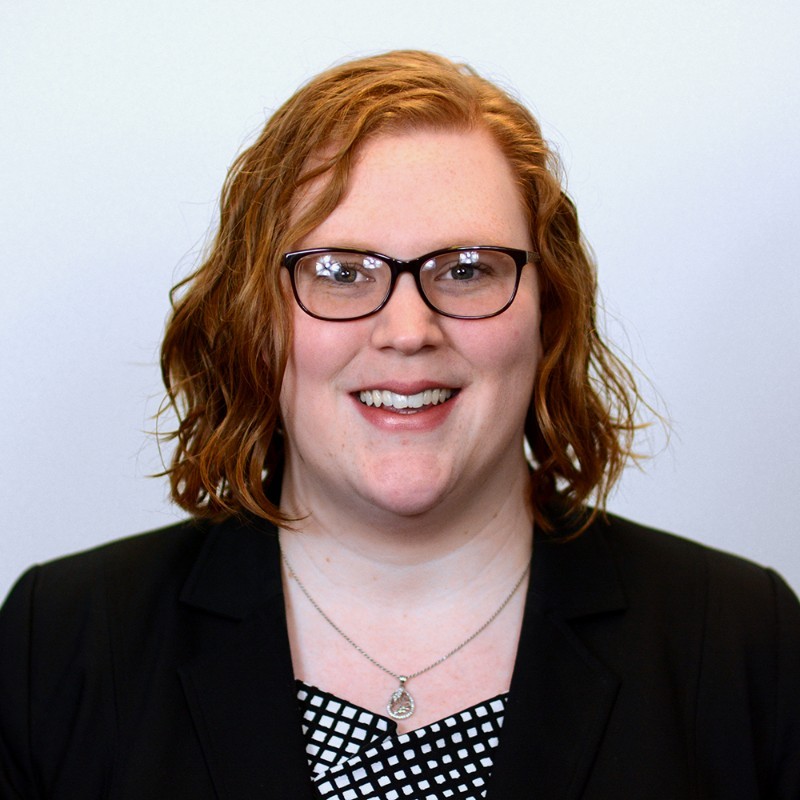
[451,313,540,427]
[280,310,363,416]
[280,310,316,423]
[496,324,541,392]
[279,337,331,462]
[510,280,542,372]
[480,293,541,381]
[483,306,542,422]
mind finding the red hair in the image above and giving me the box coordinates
[160,50,642,532]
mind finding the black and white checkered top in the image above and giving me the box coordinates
[296,681,509,799]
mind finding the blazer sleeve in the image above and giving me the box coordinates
[0,567,40,799]
[695,551,800,799]
[770,568,800,798]
[0,557,118,800]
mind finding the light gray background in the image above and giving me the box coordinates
[2,1,798,600]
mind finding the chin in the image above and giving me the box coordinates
[358,472,453,520]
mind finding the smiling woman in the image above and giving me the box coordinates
[279,128,541,528]
[1,50,799,800]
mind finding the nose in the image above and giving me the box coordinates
[369,273,445,353]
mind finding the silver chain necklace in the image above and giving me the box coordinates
[280,548,531,721]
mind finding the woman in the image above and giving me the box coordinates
[1,51,798,799]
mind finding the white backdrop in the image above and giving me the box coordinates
[2,0,798,599]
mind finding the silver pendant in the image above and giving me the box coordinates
[387,677,415,720]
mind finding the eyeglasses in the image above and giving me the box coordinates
[281,246,538,321]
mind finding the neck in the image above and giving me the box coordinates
[278,464,533,609]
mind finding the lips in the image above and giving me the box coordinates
[358,388,455,411]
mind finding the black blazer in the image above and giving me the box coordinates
[1,513,799,799]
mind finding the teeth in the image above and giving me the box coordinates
[359,388,453,410]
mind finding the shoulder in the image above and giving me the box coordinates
[572,514,799,725]
[1,513,283,633]
[608,514,800,679]
[533,513,800,792]
[536,510,799,612]
[596,511,766,572]
[601,514,800,792]
[0,520,207,795]
[535,510,800,682]
[0,516,283,796]
[0,519,219,693]
[596,512,799,619]
[43,516,212,581]
[0,520,209,641]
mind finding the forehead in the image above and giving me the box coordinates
[293,127,531,256]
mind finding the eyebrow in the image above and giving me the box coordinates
[296,241,514,256]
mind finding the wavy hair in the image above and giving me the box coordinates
[160,50,643,532]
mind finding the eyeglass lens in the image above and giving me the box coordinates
[292,249,520,320]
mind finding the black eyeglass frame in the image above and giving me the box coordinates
[281,245,539,321]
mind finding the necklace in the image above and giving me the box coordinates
[280,548,531,721]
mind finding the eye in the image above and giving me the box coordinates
[435,250,492,282]
[449,264,477,280]
[314,254,377,284]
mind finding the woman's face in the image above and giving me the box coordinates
[279,127,541,522]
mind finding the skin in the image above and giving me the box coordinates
[278,126,542,730]
[280,127,540,535]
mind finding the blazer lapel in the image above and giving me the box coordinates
[173,515,626,800]
[489,522,626,800]
[177,518,316,800]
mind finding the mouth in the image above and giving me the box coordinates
[357,387,456,413]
